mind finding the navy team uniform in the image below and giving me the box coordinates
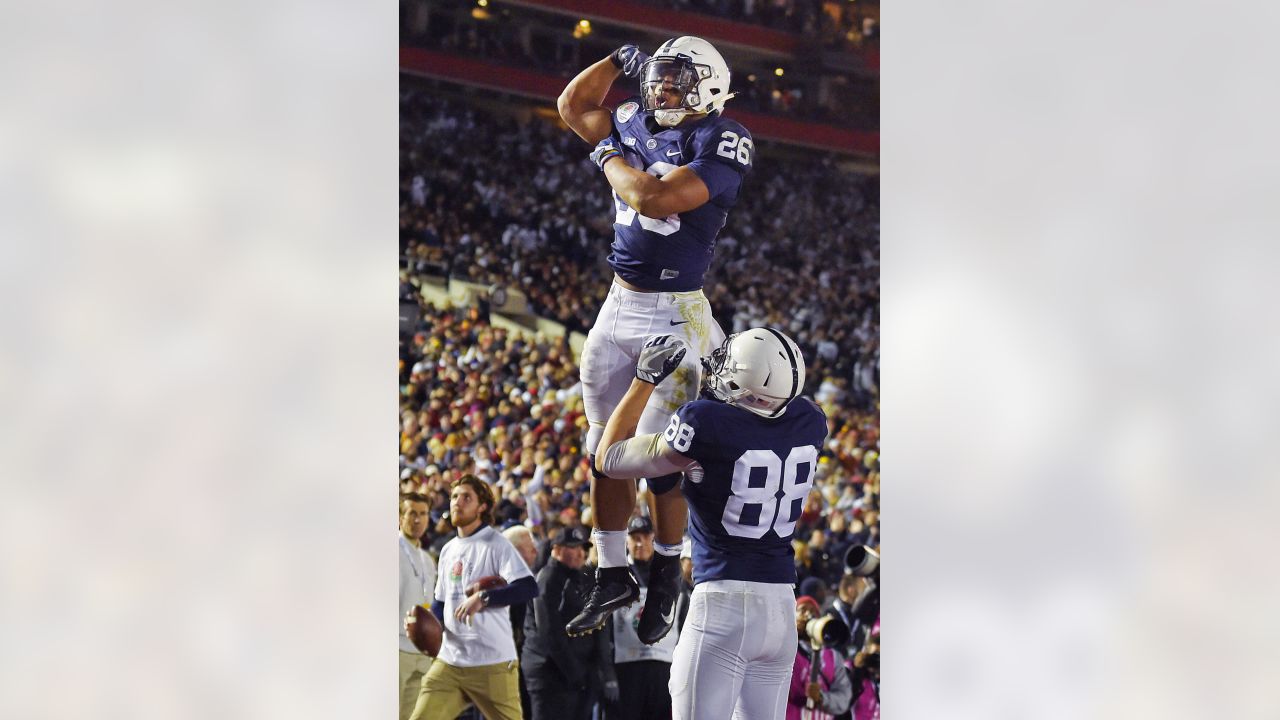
[580,97,754,462]
[662,396,829,720]
[606,95,751,292]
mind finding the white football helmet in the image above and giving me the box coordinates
[640,36,735,127]
[701,327,806,418]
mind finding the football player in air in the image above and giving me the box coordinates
[588,328,828,720]
[558,36,754,644]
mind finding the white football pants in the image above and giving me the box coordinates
[669,580,798,720]
[580,280,725,457]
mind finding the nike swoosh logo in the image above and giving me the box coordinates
[666,150,681,157]
[660,606,675,625]
[669,319,689,326]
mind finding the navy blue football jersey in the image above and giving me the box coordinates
[662,396,829,585]
[607,96,752,292]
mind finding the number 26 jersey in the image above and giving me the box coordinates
[663,396,829,585]
[607,96,753,293]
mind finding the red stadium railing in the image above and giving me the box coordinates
[401,47,879,158]
[502,0,878,70]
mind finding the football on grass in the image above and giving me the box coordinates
[465,575,507,596]
[407,604,443,657]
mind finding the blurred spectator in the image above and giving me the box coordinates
[850,627,880,720]
[399,494,437,720]
[521,526,609,720]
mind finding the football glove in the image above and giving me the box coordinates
[590,137,623,171]
[636,335,688,385]
[610,45,650,79]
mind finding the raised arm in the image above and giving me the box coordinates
[558,55,623,145]
[594,335,695,480]
[559,45,649,145]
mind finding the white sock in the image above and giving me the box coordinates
[654,542,682,558]
[594,530,628,568]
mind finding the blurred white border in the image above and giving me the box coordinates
[0,1,395,717]
[886,0,1280,717]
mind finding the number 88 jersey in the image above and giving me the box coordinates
[606,96,753,293]
[664,395,829,585]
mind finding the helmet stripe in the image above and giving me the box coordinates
[763,327,799,415]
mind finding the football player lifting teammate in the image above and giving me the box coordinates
[557,35,755,645]
[591,329,829,720]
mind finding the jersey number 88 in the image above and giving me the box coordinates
[721,446,818,540]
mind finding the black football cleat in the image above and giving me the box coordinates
[566,566,640,637]
[637,553,682,645]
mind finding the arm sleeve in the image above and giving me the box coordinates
[530,573,584,685]
[484,575,538,608]
[822,653,854,715]
[600,431,694,479]
[431,600,445,623]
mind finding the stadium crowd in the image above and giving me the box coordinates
[399,87,879,718]
[400,87,879,405]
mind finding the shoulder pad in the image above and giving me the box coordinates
[699,115,750,141]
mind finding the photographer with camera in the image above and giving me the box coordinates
[849,628,880,720]
[787,596,853,720]
[833,545,879,654]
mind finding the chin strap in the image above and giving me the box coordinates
[653,109,690,127]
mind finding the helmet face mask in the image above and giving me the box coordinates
[700,328,806,418]
[640,58,710,114]
[640,36,734,127]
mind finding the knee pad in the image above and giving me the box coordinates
[647,471,683,495]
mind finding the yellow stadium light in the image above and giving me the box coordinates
[579,19,591,28]
[477,0,488,5]
[577,19,592,35]
[774,67,784,77]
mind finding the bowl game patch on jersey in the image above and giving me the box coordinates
[450,561,463,583]
[616,101,639,123]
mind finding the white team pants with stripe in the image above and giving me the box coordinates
[580,280,725,457]
[670,580,798,720]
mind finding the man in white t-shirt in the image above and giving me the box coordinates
[409,475,539,720]
[399,494,437,720]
